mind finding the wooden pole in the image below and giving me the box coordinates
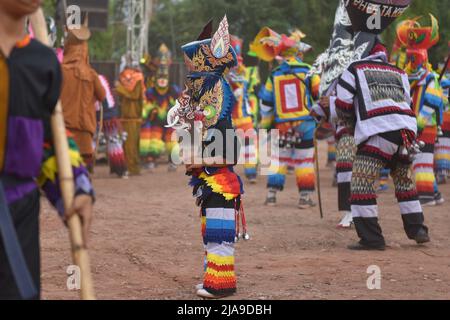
[93,105,104,173]
[314,126,324,219]
[29,8,96,300]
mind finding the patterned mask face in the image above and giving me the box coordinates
[397,14,439,74]
[406,49,428,73]
[166,16,237,134]
[155,44,172,94]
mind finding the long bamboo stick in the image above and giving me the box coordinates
[29,8,96,300]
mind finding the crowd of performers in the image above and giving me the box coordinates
[1,0,450,300]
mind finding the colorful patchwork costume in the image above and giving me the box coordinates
[140,44,180,170]
[228,35,258,182]
[166,17,244,298]
[334,0,430,250]
[435,72,450,183]
[251,27,320,208]
[0,35,94,299]
[397,14,446,205]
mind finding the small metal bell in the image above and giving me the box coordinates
[400,146,409,156]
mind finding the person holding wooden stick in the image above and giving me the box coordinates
[0,0,94,299]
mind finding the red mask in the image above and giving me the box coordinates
[406,49,428,72]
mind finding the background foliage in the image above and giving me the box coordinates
[43,0,449,67]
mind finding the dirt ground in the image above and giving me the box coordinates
[40,141,450,300]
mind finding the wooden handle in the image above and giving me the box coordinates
[29,8,96,300]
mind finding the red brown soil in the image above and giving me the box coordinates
[40,142,450,300]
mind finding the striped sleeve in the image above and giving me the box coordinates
[420,78,445,127]
[336,68,356,113]
[335,68,357,132]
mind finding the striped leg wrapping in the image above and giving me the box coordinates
[336,135,356,211]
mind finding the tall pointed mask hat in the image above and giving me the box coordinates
[345,0,411,35]
[310,0,354,95]
[396,14,440,72]
[250,27,312,62]
[166,16,238,133]
[345,0,411,59]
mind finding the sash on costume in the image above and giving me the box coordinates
[0,180,38,299]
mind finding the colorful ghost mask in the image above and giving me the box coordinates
[396,14,440,73]
[166,16,237,135]
[249,27,312,62]
[154,44,172,95]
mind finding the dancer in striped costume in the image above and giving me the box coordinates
[166,17,243,299]
[335,0,430,250]
[251,27,320,209]
[397,14,446,206]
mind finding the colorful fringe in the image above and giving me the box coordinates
[196,168,243,201]
[435,112,450,176]
[203,243,236,296]
[38,133,94,215]
[294,147,315,193]
[327,136,336,163]
[140,124,165,159]
[267,120,315,193]
[104,119,127,176]
[201,208,237,296]
[413,126,437,200]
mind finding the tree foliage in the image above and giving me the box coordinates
[42,0,449,66]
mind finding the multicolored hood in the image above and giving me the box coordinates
[166,16,238,134]
[396,14,439,51]
[310,0,354,95]
[249,27,312,63]
[397,14,440,73]
[345,0,411,35]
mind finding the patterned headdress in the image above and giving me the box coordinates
[310,0,355,95]
[396,14,439,51]
[249,27,312,62]
[397,14,440,72]
[154,43,173,94]
[345,0,411,35]
[166,16,237,134]
[345,0,411,60]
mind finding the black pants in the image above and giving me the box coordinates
[0,190,40,300]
